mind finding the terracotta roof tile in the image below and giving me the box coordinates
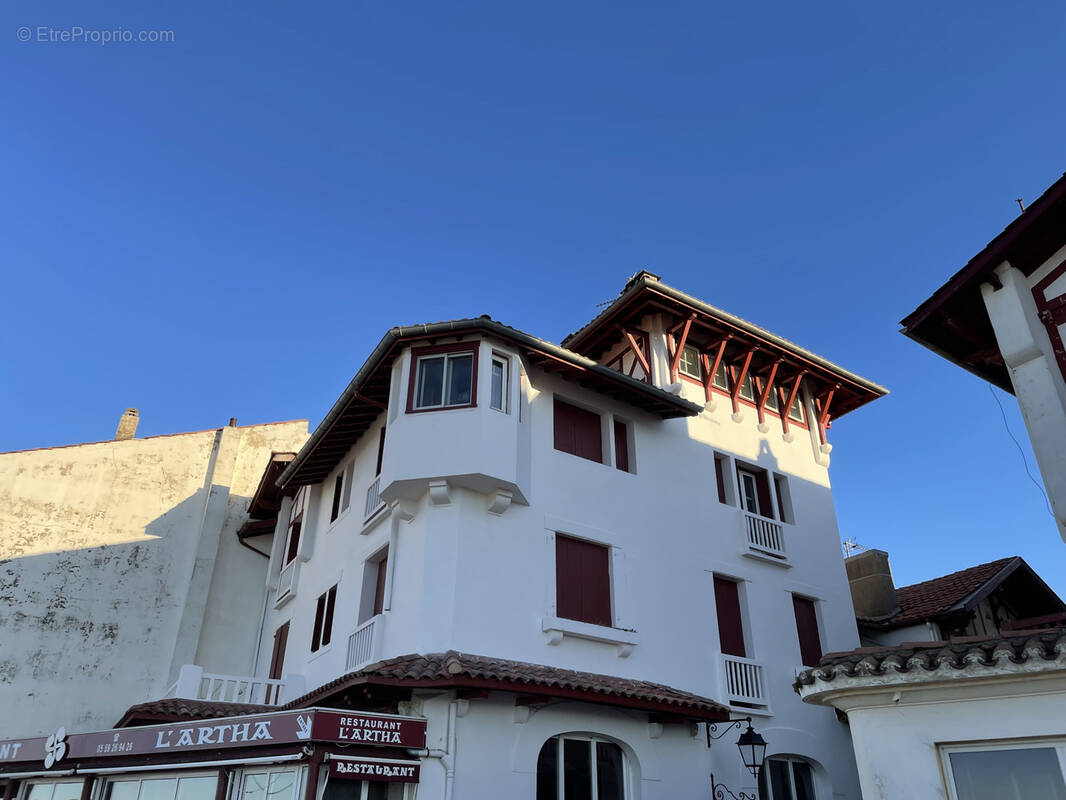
[116,698,274,727]
[285,651,728,720]
[861,557,1017,629]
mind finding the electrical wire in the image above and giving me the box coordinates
[988,383,1055,518]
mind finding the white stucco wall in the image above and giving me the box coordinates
[0,420,308,736]
[258,321,869,798]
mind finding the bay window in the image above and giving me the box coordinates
[408,344,478,411]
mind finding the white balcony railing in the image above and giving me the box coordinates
[347,616,379,671]
[365,476,385,520]
[741,511,786,560]
[722,654,766,706]
[276,559,297,602]
[167,665,289,705]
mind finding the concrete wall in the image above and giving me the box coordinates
[259,320,867,797]
[0,420,307,736]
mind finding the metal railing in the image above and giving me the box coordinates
[722,654,766,706]
[347,616,378,671]
[169,665,287,705]
[365,476,385,520]
[741,511,786,560]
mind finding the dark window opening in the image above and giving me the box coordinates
[310,585,337,652]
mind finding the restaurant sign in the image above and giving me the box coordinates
[328,757,420,784]
[0,708,426,771]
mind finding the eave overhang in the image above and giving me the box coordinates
[899,172,1066,393]
[278,318,701,489]
[563,273,887,419]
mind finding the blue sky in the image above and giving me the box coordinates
[3,0,1064,597]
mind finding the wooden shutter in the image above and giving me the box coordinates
[321,586,337,647]
[714,457,727,504]
[793,596,822,667]
[755,471,774,519]
[714,576,746,657]
[613,421,629,472]
[330,474,343,522]
[285,520,302,563]
[311,592,326,652]
[553,398,603,463]
[268,622,289,681]
[376,427,387,476]
[373,555,388,616]
[556,535,612,627]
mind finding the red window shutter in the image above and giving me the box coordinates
[755,471,774,519]
[613,421,629,472]
[714,577,746,657]
[554,398,602,463]
[373,556,388,616]
[714,458,727,504]
[793,596,822,667]
[268,622,289,681]
[556,535,611,626]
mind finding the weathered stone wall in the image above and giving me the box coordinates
[0,420,307,736]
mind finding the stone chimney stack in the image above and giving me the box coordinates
[115,408,139,441]
[845,549,900,619]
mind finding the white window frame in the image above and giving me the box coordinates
[95,771,222,800]
[490,352,509,412]
[19,781,85,800]
[236,766,305,800]
[541,734,630,800]
[282,487,308,568]
[712,362,730,390]
[738,469,761,515]
[413,351,475,410]
[678,345,702,380]
[940,739,1066,800]
[739,372,757,402]
[760,756,817,800]
[787,391,805,423]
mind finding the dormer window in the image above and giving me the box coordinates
[678,345,702,380]
[408,343,479,412]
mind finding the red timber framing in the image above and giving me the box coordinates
[603,329,651,383]
[1032,258,1066,385]
[814,385,838,447]
[619,327,652,380]
[561,272,886,427]
[755,359,781,426]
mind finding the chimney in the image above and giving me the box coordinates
[845,549,900,619]
[115,408,139,441]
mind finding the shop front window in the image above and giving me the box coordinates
[103,775,217,800]
[322,778,405,800]
[25,782,83,800]
[238,768,302,800]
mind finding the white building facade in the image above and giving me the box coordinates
[0,274,886,800]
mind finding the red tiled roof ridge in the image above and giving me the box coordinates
[116,697,274,727]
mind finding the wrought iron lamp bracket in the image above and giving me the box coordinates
[709,773,757,800]
[706,716,752,748]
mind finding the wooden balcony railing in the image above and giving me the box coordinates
[722,654,767,706]
[741,511,786,560]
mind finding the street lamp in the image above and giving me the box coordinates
[707,717,768,799]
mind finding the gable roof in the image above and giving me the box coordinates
[278,317,701,489]
[900,172,1066,392]
[284,650,729,721]
[563,271,887,420]
[860,556,1065,631]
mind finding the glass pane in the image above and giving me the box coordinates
[595,742,625,800]
[106,783,140,800]
[741,475,758,514]
[445,354,473,406]
[768,759,791,800]
[791,762,815,800]
[52,786,83,800]
[680,346,700,378]
[789,396,805,421]
[416,357,445,407]
[765,384,779,411]
[26,785,53,800]
[950,748,1066,800]
[714,363,729,389]
[175,778,216,800]
[266,770,296,800]
[341,462,354,511]
[563,739,593,800]
[241,773,270,800]
[322,780,362,800]
[138,779,177,800]
[366,785,404,800]
[491,360,505,410]
[740,375,755,400]
[536,738,559,800]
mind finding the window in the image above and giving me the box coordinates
[714,453,734,505]
[760,757,817,800]
[712,361,729,390]
[322,777,405,800]
[283,488,306,566]
[490,354,508,412]
[773,473,793,523]
[788,391,805,423]
[763,378,780,412]
[536,736,626,800]
[341,461,355,513]
[238,768,302,800]
[375,427,386,476]
[943,743,1066,800]
[359,548,389,623]
[792,596,822,667]
[713,576,746,657]
[373,555,388,617]
[553,398,603,464]
[613,420,630,472]
[737,465,774,518]
[311,585,337,652]
[556,534,612,627]
[739,372,756,401]
[268,621,289,681]
[330,473,344,522]
[678,345,702,379]
[409,344,477,411]
[24,784,83,800]
[102,775,218,800]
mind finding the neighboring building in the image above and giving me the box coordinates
[0,411,309,736]
[900,172,1066,542]
[845,549,1066,646]
[798,554,1066,800]
[0,273,887,800]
